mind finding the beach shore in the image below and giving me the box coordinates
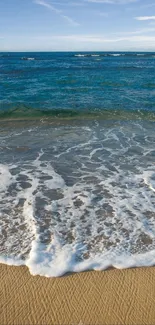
[1,264,155,325]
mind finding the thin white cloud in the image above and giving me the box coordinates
[115,27,155,35]
[3,34,155,51]
[48,1,86,7]
[85,0,138,4]
[68,2,86,6]
[33,34,155,43]
[34,0,79,26]
[135,16,155,21]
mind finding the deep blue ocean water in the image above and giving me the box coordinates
[1,52,155,277]
[0,52,155,116]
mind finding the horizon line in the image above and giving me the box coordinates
[1,50,155,53]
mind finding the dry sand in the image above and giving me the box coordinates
[0,264,155,325]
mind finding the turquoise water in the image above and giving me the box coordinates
[0,52,155,116]
[0,52,155,277]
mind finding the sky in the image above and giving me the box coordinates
[0,0,155,51]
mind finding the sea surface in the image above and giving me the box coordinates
[0,52,155,277]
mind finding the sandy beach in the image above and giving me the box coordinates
[1,264,155,325]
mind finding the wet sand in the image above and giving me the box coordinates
[1,264,155,325]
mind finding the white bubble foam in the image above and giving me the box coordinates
[1,121,155,277]
[0,164,14,193]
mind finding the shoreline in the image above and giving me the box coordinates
[1,264,155,325]
[1,108,155,124]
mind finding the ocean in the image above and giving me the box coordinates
[0,52,155,277]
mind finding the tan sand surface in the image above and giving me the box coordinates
[0,264,155,325]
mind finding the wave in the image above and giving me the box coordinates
[1,248,155,277]
[74,53,155,58]
[1,119,155,277]
[0,106,155,121]
[74,54,88,57]
[110,54,123,57]
[74,54,101,57]
[21,57,35,61]
[1,53,155,62]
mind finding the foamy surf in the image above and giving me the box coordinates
[21,57,35,60]
[0,119,155,277]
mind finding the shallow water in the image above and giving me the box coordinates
[0,118,155,276]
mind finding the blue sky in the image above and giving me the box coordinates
[0,0,155,51]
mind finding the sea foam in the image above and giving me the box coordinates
[0,120,155,277]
